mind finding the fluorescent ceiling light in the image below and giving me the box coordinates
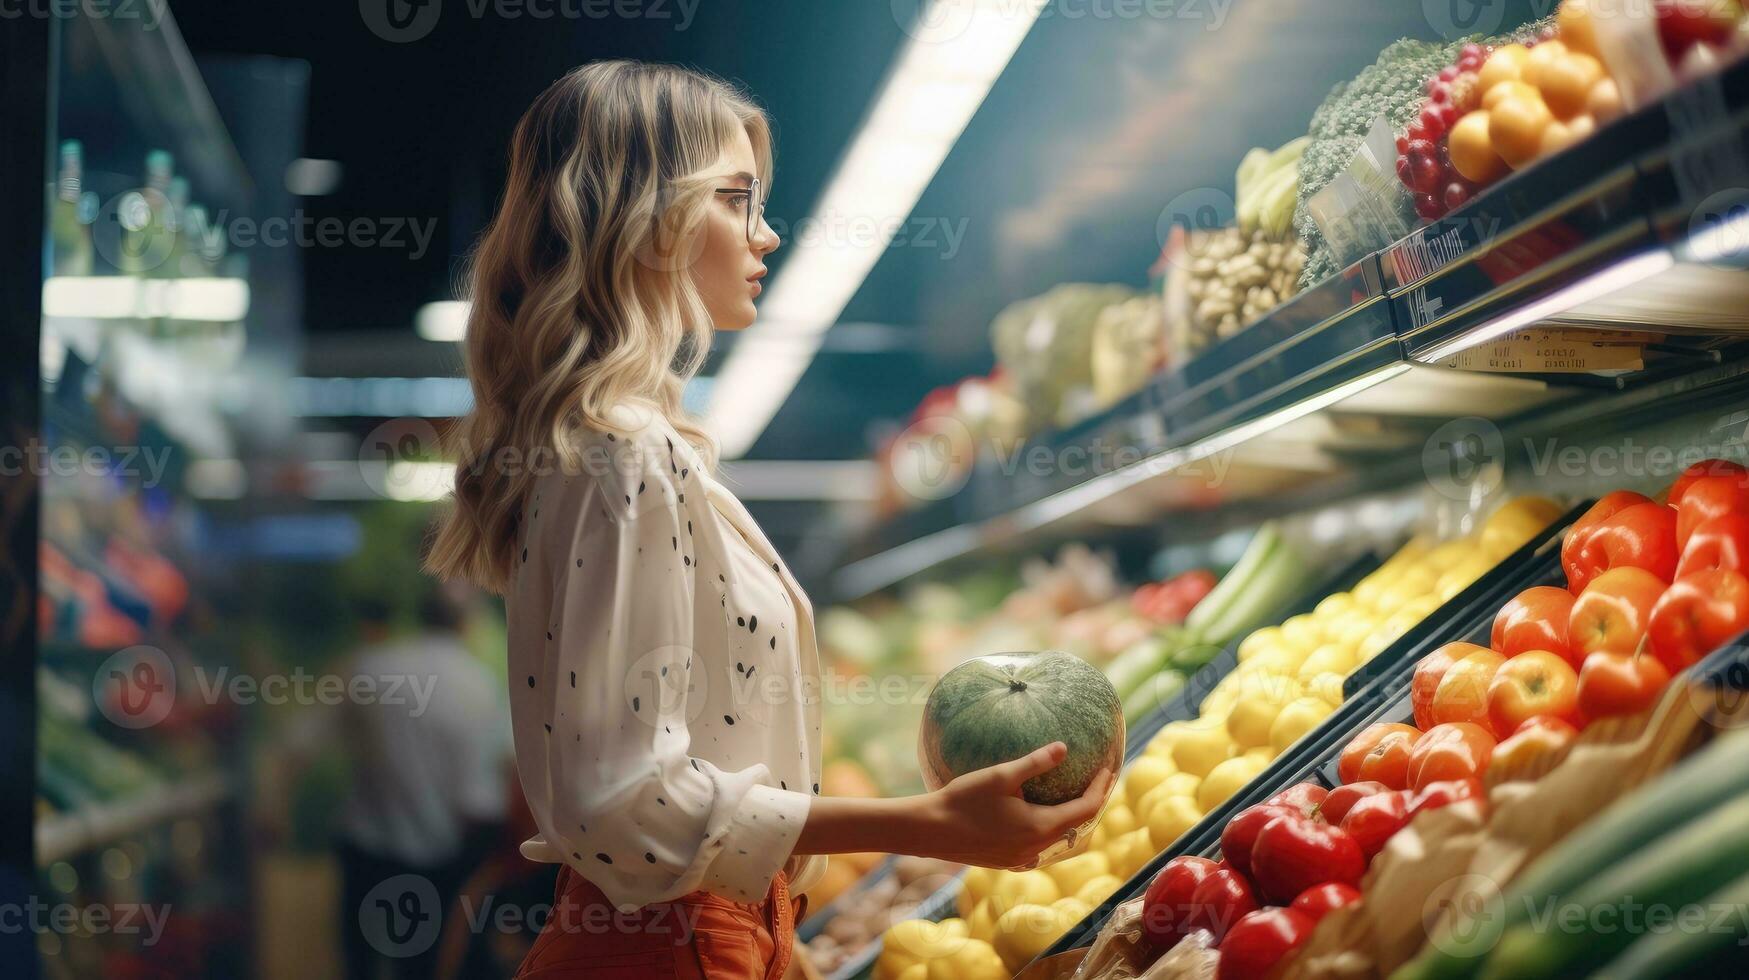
[42,276,250,321]
[417,300,470,342]
[706,0,1043,458]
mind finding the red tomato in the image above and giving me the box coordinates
[1216,908,1315,980]
[1319,781,1387,825]
[1492,715,1578,777]
[1487,649,1581,734]
[1431,648,1508,736]
[1408,722,1496,791]
[1219,804,1296,880]
[1413,642,1483,730]
[1491,586,1577,663]
[1562,491,1655,592]
[1567,502,1680,594]
[1648,569,1749,674]
[1675,475,1749,550]
[1569,566,1669,659]
[1339,723,1422,790]
[1264,782,1329,816]
[1409,777,1485,814]
[1185,867,1259,944]
[1141,855,1220,950]
[1576,652,1672,719]
[1339,789,1415,860]
[1668,458,1749,505]
[1289,882,1362,924]
[1250,813,1367,904]
[1675,512,1749,578]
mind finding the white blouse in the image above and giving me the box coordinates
[506,400,828,910]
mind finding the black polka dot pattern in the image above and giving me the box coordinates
[511,421,823,905]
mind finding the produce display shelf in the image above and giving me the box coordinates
[833,64,1749,606]
[827,867,966,980]
[1034,507,1577,962]
[796,856,901,944]
[1123,551,1383,763]
[36,770,232,866]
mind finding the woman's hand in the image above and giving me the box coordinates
[919,742,1114,870]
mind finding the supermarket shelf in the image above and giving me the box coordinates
[36,771,232,866]
[1036,511,1578,963]
[834,61,1749,603]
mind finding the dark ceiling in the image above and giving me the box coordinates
[171,0,1549,463]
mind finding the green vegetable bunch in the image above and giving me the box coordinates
[1292,20,1552,289]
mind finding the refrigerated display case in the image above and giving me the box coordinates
[800,7,1749,978]
[29,10,303,977]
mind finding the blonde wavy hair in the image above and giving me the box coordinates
[426,60,772,593]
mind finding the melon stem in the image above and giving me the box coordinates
[1009,680,1027,693]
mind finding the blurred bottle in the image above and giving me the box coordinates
[119,149,175,276]
[50,140,94,277]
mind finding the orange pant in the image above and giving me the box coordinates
[514,864,799,979]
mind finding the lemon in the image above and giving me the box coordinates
[1146,793,1204,850]
[1314,592,1359,621]
[1052,896,1094,922]
[1296,643,1356,681]
[1087,823,1109,851]
[1304,670,1347,706]
[926,937,1007,980]
[968,897,996,944]
[1236,626,1283,662]
[1105,827,1156,879]
[879,918,971,979]
[1269,696,1336,755]
[1122,756,1174,808]
[1077,874,1124,905]
[1047,851,1110,897]
[1235,645,1306,678]
[988,869,1059,918]
[1351,576,1387,611]
[1226,676,1302,749]
[1198,752,1270,812]
[1100,804,1137,840]
[897,965,927,980]
[992,904,1076,972]
[962,866,993,904]
[1132,772,1200,824]
[1279,613,1324,652]
[1171,722,1235,777]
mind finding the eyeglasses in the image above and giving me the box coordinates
[712,176,765,244]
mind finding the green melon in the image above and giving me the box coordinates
[918,650,1124,806]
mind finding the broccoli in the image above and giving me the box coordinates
[1292,19,1553,289]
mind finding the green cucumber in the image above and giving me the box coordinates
[1104,633,1175,701]
[1197,537,1309,646]
[1480,793,1749,978]
[1592,865,1749,980]
[1393,729,1749,980]
[1122,669,1185,725]
[1185,524,1282,639]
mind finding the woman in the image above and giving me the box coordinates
[427,61,1110,979]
